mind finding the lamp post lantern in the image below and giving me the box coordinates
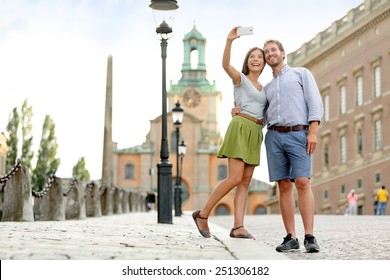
[172,101,184,216]
[150,0,179,224]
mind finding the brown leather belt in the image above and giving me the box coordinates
[268,125,309,132]
[236,113,263,125]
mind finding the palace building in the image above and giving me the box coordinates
[278,0,390,215]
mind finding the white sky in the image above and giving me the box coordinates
[0,0,362,182]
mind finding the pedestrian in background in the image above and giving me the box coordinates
[346,189,358,215]
[376,186,389,215]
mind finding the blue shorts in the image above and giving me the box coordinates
[265,130,311,182]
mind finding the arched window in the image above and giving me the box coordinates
[125,164,135,179]
[254,206,267,215]
[218,165,227,180]
[215,205,230,215]
[171,131,178,154]
[171,180,190,204]
[191,49,199,69]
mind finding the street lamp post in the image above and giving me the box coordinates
[172,101,184,216]
[178,140,187,215]
[149,0,179,224]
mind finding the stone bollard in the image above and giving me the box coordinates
[1,165,34,222]
[120,190,129,213]
[0,191,4,220]
[128,192,133,212]
[64,180,86,220]
[112,187,122,214]
[140,194,146,212]
[130,193,138,212]
[34,177,65,221]
[85,182,101,217]
[100,186,113,216]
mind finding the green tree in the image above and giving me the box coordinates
[72,157,90,181]
[20,99,34,170]
[31,115,60,191]
[5,107,19,169]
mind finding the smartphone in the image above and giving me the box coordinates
[237,26,254,36]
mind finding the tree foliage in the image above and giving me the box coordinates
[72,157,90,181]
[20,99,34,170]
[5,107,19,169]
[31,115,60,191]
[4,100,90,185]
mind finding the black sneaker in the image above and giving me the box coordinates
[304,234,320,253]
[275,234,300,252]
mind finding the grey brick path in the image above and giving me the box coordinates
[0,212,286,260]
[1,212,389,260]
[211,214,390,260]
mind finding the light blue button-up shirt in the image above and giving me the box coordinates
[264,65,323,127]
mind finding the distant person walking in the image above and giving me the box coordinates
[376,186,388,215]
[346,189,358,215]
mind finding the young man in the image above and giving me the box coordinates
[263,39,323,253]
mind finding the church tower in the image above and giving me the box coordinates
[168,25,222,147]
[165,24,224,210]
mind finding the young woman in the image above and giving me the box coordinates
[192,26,267,239]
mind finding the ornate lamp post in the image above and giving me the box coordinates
[172,101,184,216]
[149,0,179,224]
[178,140,187,215]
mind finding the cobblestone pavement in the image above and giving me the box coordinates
[210,214,390,260]
[0,211,286,260]
[1,212,389,260]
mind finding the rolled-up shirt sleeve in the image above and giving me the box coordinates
[302,68,324,124]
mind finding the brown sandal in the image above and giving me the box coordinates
[192,210,211,238]
[230,226,255,239]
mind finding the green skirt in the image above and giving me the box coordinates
[217,115,263,165]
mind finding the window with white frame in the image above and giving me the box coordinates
[374,119,382,151]
[357,178,363,190]
[340,135,347,164]
[125,164,135,179]
[323,143,329,169]
[323,94,330,122]
[373,66,381,98]
[375,172,381,184]
[356,128,363,157]
[341,184,346,195]
[323,190,329,200]
[355,76,363,107]
[339,85,346,115]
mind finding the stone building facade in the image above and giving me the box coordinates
[284,0,390,215]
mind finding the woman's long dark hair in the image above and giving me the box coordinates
[241,47,265,75]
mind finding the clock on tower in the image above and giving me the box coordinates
[183,89,201,108]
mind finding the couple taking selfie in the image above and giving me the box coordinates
[192,26,323,253]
